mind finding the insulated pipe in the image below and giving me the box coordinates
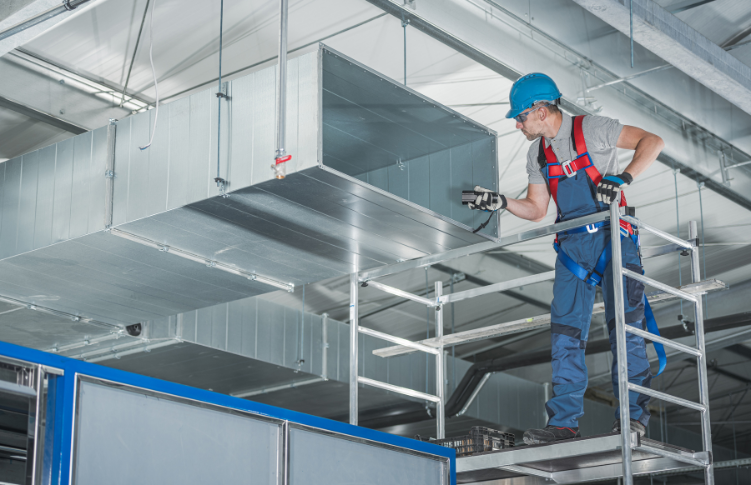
[273,0,291,179]
[0,0,91,43]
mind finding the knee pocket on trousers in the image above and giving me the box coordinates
[625,263,645,307]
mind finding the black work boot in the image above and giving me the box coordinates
[612,418,646,437]
[523,425,580,445]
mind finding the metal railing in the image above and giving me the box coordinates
[350,275,446,438]
[349,198,717,484]
[613,197,714,485]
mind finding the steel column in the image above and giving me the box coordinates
[610,196,633,484]
[435,281,445,439]
[349,273,359,425]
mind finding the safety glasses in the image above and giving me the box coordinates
[514,103,548,123]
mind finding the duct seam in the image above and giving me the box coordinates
[0,295,122,330]
[109,228,295,292]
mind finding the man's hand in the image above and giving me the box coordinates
[597,172,633,204]
[468,186,507,211]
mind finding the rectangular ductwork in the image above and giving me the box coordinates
[0,44,498,328]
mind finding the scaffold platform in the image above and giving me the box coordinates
[456,432,710,484]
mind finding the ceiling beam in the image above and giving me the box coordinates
[0,0,96,58]
[0,94,86,134]
[365,0,751,213]
[572,0,751,117]
[727,344,751,361]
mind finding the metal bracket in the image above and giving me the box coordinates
[214,177,229,198]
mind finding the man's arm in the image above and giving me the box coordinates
[616,125,665,178]
[505,183,550,222]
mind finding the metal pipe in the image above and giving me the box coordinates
[349,273,359,425]
[402,17,409,85]
[439,270,555,304]
[232,377,324,398]
[688,221,701,283]
[273,0,290,179]
[104,119,117,228]
[457,372,492,416]
[633,444,708,468]
[585,65,671,93]
[610,196,633,484]
[693,297,715,483]
[0,0,91,43]
[373,279,725,358]
[435,281,445,439]
[357,376,440,403]
[358,327,439,355]
[215,0,227,193]
[322,313,328,380]
[624,326,701,357]
[281,421,290,485]
[621,268,697,303]
[365,280,436,307]
[627,383,705,412]
[629,0,634,68]
[622,215,693,249]
[359,211,609,282]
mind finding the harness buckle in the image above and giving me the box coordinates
[561,159,577,177]
[586,224,598,234]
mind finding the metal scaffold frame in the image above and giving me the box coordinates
[350,274,446,438]
[349,196,717,484]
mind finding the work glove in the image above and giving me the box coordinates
[468,186,507,211]
[596,172,633,204]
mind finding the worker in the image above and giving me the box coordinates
[468,73,665,444]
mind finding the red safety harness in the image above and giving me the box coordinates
[541,115,633,236]
[541,116,666,375]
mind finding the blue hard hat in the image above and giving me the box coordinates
[505,73,562,119]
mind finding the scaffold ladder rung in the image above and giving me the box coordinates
[627,383,706,412]
[624,326,702,357]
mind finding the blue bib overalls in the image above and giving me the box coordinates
[541,116,653,428]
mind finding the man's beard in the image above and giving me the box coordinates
[522,129,543,141]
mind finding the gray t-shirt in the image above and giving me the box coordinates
[526,112,624,185]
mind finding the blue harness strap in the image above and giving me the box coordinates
[554,225,667,376]
[644,298,667,375]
